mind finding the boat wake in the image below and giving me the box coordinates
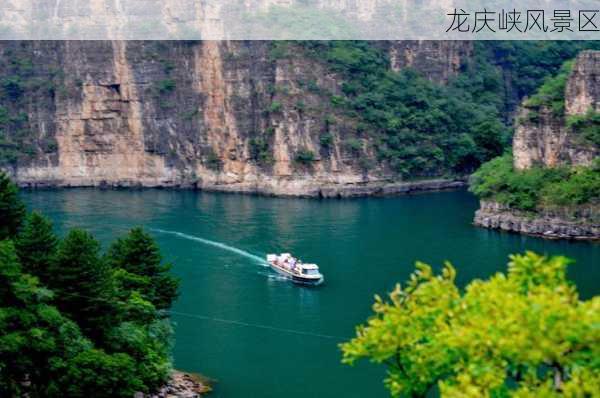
[151,228,268,266]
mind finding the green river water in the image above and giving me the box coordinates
[22,189,599,398]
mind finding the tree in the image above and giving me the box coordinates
[15,211,58,283]
[0,240,91,397]
[106,227,179,311]
[341,252,600,397]
[0,171,25,240]
[56,349,144,398]
[48,229,116,342]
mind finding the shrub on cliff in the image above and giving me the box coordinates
[524,60,574,116]
[341,252,600,397]
[470,154,600,211]
[567,108,600,147]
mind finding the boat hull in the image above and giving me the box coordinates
[269,262,324,286]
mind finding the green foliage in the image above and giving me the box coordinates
[540,159,600,208]
[204,148,222,171]
[0,174,181,396]
[155,79,176,95]
[470,155,600,211]
[49,229,116,342]
[300,41,511,177]
[319,133,334,148]
[57,349,143,398]
[567,108,600,146]
[524,60,574,116]
[15,211,57,283]
[268,101,283,114]
[294,148,316,164]
[0,171,25,240]
[341,252,600,397]
[1,76,24,100]
[249,136,274,165]
[105,227,179,311]
[345,138,362,153]
[269,41,290,60]
[478,41,600,112]
[0,240,91,398]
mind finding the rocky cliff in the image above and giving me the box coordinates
[474,201,599,240]
[513,51,599,170]
[475,51,600,240]
[0,40,471,196]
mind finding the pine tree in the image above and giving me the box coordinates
[49,229,116,342]
[106,227,179,310]
[0,172,25,240]
[0,240,88,397]
[15,211,58,283]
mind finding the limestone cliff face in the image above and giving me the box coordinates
[387,41,471,84]
[475,51,600,240]
[513,51,600,170]
[2,41,469,196]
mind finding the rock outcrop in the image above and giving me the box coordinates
[513,51,599,170]
[387,41,471,84]
[475,51,600,240]
[0,40,470,196]
[143,371,211,398]
[474,201,599,240]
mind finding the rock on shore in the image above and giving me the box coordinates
[141,371,212,398]
[474,201,600,240]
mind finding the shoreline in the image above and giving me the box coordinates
[144,371,213,398]
[14,177,468,199]
[474,201,600,241]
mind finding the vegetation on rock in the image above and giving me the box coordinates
[341,252,600,397]
[567,108,600,147]
[470,155,600,211]
[523,60,574,117]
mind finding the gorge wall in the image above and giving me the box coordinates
[513,51,599,170]
[475,50,600,240]
[0,40,471,196]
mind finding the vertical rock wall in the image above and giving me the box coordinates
[513,50,600,170]
[1,40,471,196]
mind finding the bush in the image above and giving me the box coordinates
[567,108,600,146]
[470,154,599,211]
[268,101,282,114]
[524,60,574,116]
[249,137,273,164]
[204,148,222,171]
[155,79,176,95]
[341,252,600,397]
[294,148,316,164]
[319,133,334,148]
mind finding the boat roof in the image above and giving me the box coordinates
[301,263,319,270]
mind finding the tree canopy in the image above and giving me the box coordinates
[0,171,25,240]
[341,252,600,397]
[0,174,180,397]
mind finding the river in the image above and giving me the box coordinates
[21,189,599,398]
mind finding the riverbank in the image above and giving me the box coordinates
[144,371,212,398]
[14,175,467,198]
[474,201,600,240]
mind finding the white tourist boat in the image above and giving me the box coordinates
[266,253,324,285]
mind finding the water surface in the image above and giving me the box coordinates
[22,189,599,398]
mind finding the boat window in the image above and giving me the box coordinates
[303,269,320,275]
